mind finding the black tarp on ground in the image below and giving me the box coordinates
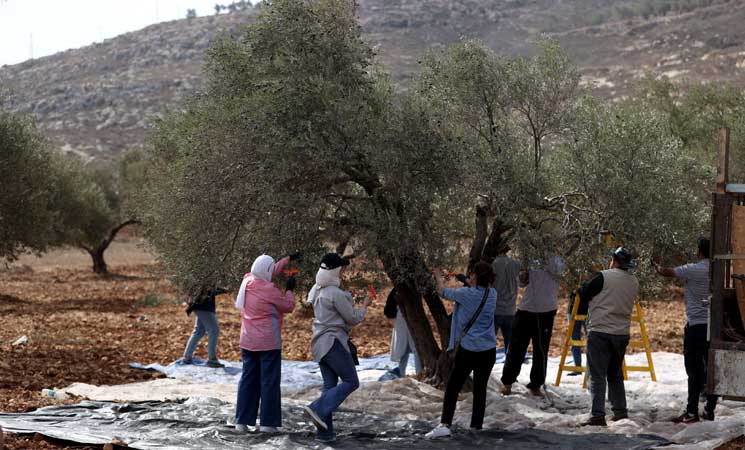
[0,399,669,450]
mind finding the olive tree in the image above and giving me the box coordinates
[552,97,712,286]
[639,76,745,181]
[139,0,471,383]
[63,154,143,275]
[0,104,141,272]
[0,107,59,260]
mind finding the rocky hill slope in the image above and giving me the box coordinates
[2,0,745,161]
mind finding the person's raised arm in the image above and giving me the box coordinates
[651,258,676,278]
[578,272,604,305]
[272,256,290,278]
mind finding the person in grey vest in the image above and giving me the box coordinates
[491,247,521,352]
[579,247,639,427]
[652,237,717,423]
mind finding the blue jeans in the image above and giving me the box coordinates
[398,344,423,376]
[494,314,514,351]
[235,349,282,427]
[183,310,220,361]
[309,340,359,439]
[568,317,586,367]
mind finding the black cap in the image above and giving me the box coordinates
[320,253,350,270]
[612,247,636,270]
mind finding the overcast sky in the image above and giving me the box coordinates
[0,0,227,67]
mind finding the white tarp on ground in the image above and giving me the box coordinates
[61,352,745,449]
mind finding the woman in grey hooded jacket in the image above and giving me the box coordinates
[302,253,372,442]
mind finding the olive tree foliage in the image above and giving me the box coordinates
[552,97,712,286]
[138,0,469,382]
[638,76,745,181]
[0,105,140,272]
[417,40,583,271]
[0,107,60,260]
[417,41,711,290]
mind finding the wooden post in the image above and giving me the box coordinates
[717,127,730,194]
[710,193,731,347]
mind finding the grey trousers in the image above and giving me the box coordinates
[587,331,629,418]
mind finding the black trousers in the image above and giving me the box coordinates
[441,347,497,429]
[501,309,556,390]
[684,324,718,415]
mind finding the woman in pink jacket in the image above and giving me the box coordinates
[234,253,298,433]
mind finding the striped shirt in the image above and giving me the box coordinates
[674,259,710,326]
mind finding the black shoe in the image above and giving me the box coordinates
[671,412,699,424]
[582,416,607,427]
[567,371,582,376]
[702,410,715,421]
[610,413,628,422]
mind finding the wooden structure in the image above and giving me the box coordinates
[709,128,745,399]
[555,293,656,388]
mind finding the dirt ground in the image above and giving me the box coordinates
[0,242,709,449]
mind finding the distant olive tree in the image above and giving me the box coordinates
[0,107,140,272]
[0,107,59,260]
[68,153,144,275]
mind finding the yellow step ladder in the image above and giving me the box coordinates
[555,293,657,388]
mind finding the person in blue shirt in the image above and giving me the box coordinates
[426,262,497,439]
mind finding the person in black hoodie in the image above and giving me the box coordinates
[183,285,228,368]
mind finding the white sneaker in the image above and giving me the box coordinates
[425,424,452,439]
[235,424,250,433]
[259,426,279,433]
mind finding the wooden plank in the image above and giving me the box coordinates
[733,205,745,277]
[710,193,732,344]
[717,127,730,193]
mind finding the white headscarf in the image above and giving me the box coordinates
[306,267,342,306]
[234,254,276,310]
[251,254,276,282]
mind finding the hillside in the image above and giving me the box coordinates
[2,0,745,161]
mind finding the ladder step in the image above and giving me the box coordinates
[560,366,585,372]
[572,315,587,320]
[627,341,646,348]
[568,340,586,347]
[624,366,654,372]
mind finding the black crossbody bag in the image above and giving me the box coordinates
[447,287,490,361]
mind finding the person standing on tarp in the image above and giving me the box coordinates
[382,287,422,379]
[501,252,566,397]
[303,253,372,443]
[580,247,639,427]
[182,285,228,368]
[491,247,521,352]
[652,237,718,423]
[234,253,300,433]
[426,262,497,439]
